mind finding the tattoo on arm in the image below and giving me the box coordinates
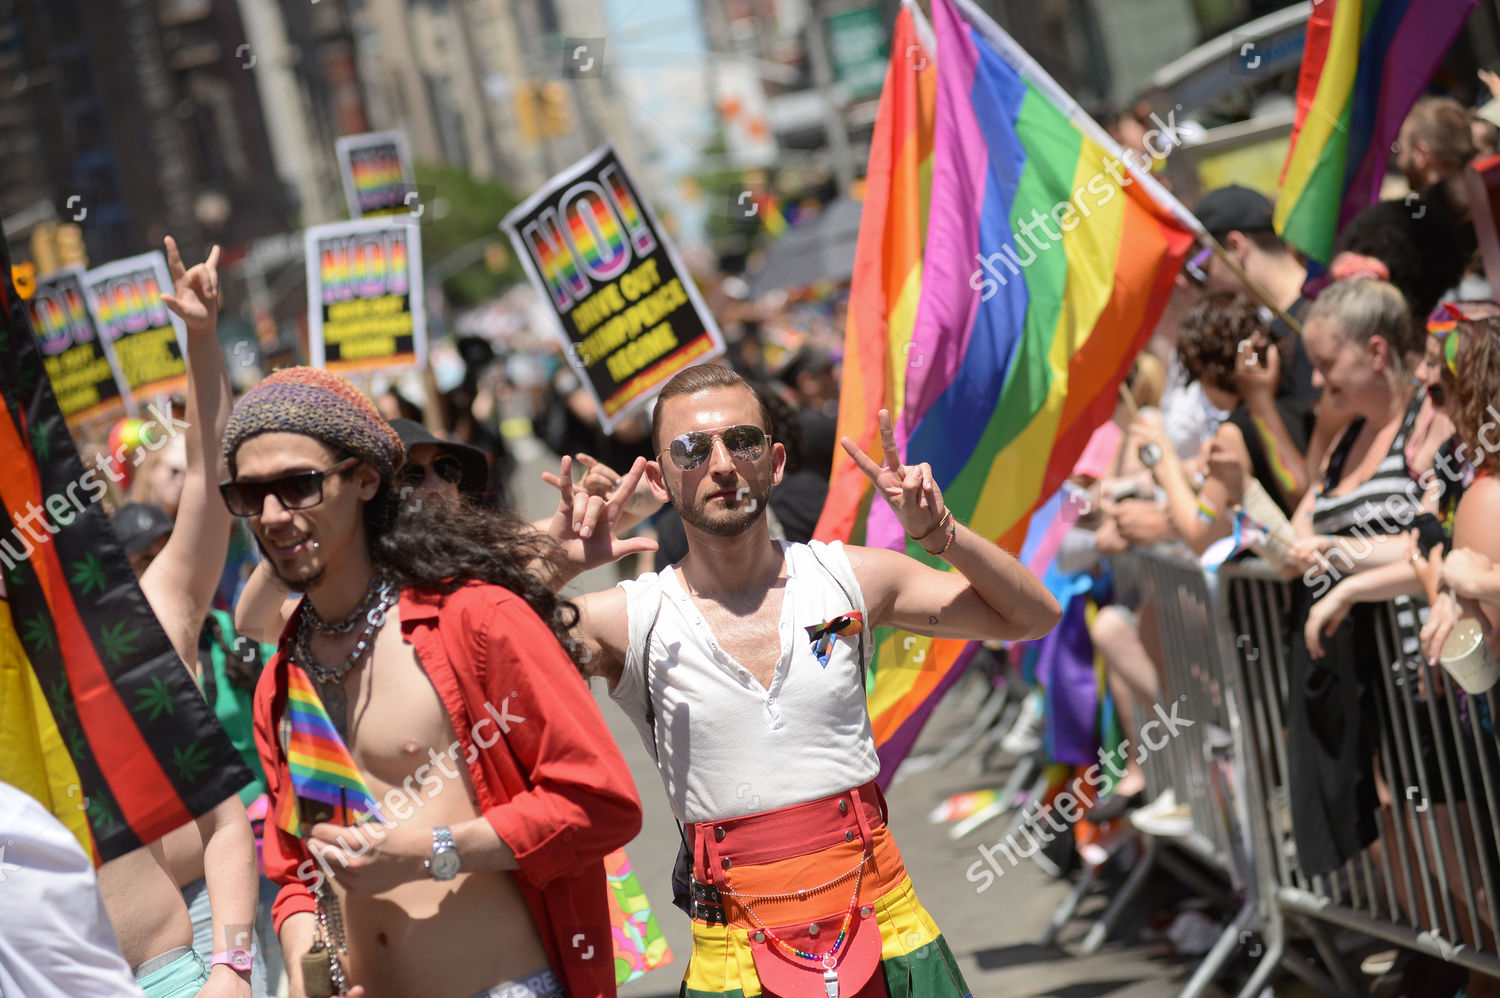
[928,614,938,625]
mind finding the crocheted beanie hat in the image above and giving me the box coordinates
[222,367,404,481]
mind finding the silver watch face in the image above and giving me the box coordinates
[430,848,461,880]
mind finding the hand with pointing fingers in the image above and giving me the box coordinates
[840,409,946,541]
[161,236,220,340]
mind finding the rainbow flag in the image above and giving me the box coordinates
[819,0,1197,782]
[1274,0,1477,265]
[816,1,936,546]
[276,662,384,837]
[0,238,253,865]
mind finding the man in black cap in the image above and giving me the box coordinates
[1194,184,1318,406]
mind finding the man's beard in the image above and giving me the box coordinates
[252,533,325,592]
[667,478,771,537]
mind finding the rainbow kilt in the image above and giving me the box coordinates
[680,786,972,998]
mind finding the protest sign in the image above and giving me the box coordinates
[25,267,130,427]
[336,131,417,218]
[502,145,725,432]
[83,252,188,401]
[305,217,425,375]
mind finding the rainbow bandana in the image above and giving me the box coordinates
[276,662,385,837]
[805,612,864,669]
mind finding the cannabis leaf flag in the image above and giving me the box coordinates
[0,236,252,864]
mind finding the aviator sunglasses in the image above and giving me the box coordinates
[660,424,769,471]
[219,457,359,517]
[397,454,464,488]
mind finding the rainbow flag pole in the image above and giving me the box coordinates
[820,0,1201,782]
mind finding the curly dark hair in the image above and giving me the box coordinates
[1177,291,1268,394]
[1448,312,1500,465]
[353,470,583,667]
[1333,200,1465,348]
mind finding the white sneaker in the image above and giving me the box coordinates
[1130,789,1192,837]
[1001,690,1045,755]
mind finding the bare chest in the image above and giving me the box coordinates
[304,618,477,807]
[691,587,787,689]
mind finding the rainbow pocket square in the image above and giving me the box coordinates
[805,612,864,668]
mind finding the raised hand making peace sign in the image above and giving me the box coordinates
[840,408,949,548]
[160,235,220,340]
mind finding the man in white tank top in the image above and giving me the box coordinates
[562,365,1060,998]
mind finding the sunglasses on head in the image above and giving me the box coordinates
[1428,302,1469,379]
[397,454,464,488]
[219,456,359,518]
[660,424,769,471]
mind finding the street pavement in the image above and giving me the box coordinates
[513,437,1192,998]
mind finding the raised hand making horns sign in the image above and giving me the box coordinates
[160,235,221,340]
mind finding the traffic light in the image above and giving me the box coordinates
[30,222,59,276]
[54,224,87,268]
[515,82,542,144]
[26,222,88,277]
[483,240,509,274]
[539,82,572,137]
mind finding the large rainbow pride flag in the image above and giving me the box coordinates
[1274,0,1477,265]
[0,239,252,864]
[818,0,1198,781]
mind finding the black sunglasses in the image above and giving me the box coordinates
[219,457,359,517]
[397,455,464,488]
[660,424,769,471]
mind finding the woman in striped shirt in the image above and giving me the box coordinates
[1282,279,1439,878]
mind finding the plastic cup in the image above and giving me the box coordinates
[1439,618,1500,695]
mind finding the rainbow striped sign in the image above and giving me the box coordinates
[335,131,416,219]
[502,145,725,433]
[25,268,129,426]
[81,251,188,401]
[303,218,426,375]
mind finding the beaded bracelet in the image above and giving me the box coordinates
[911,509,957,557]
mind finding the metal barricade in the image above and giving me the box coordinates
[1219,556,1500,991]
[1097,550,1268,998]
[1109,547,1500,994]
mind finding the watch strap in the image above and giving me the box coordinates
[211,949,253,972]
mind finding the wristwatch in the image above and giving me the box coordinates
[426,826,461,881]
[211,949,252,973]
[1138,442,1163,469]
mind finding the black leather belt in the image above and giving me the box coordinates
[689,878,726,925]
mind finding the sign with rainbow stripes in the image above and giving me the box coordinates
[503,145,725,432]
[304,217,426,375]
[81,251,189,402]
[335,130,417,219]
[24,268,129,427]
[0,237,254,865]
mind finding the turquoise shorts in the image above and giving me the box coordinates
[135,946,208,998]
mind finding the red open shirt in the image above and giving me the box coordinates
[253,581,642,998]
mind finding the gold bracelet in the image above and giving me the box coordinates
[910,509,953,543]
[919,513,957,557]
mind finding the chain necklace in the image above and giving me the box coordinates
[304,575,391,635]
[297,579,396,686]
[720,844,870,982]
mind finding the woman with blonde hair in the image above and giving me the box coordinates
[1282,278,1439,878]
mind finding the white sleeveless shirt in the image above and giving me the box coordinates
[611,540,881,824]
